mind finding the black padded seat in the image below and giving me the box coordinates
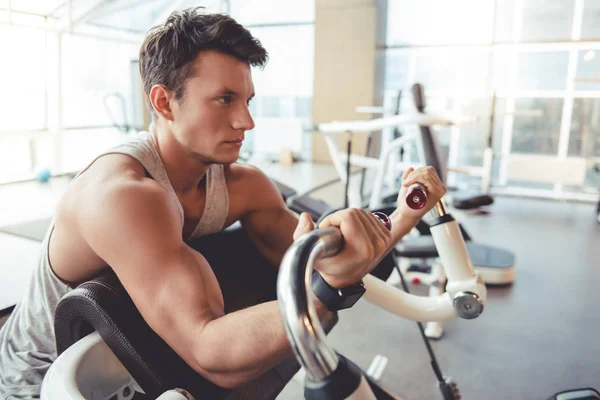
[288,194,332,221]
[396,236,515,284]
[54,226,338,400]
[452,193,494,210]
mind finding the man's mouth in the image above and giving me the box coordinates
[224,138,244,147]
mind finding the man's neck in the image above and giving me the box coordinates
[149,124,209,194]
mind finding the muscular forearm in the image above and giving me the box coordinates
[193,295,330,388]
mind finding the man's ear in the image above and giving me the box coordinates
[149,84,174,121]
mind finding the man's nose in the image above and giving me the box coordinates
[232,105,255,131]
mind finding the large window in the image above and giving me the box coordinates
[229,0,315,159]
[0,0,316,182]
[384,0,600,198]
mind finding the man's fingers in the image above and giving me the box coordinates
[401,167,415,182]
[293,212,314,240]
[356,210,391,255]
[319,209,371,256]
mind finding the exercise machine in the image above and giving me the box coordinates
[278,185,485,399]
[305,84,514,338]
[41,183,485,399]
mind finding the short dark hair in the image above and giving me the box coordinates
[139,8,268,114]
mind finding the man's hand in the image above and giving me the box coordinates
[290,166,445,290]
[395,166,447,223]
[293,209,392,289]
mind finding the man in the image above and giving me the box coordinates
[0,8,445,398]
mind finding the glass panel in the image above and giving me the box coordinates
[10,11,46,26]
[521,0,574,42]
[61,34,139,127]
[384,51,410,93]
[245,24,313,157]
[455,97,493,166]
[493,0,515,42]
[88,0,173,33]
[581,0,600,40]
[517,52,569,91]
[229,0,314,25]
[511,98,563,155]
[176,0,223,14]
[61,128,125,172]
[10,0,66,15]
[0,25,46,131]
[295,97,312,119]
[575,50,600,91]
[459,49,491,93]
[413,50,463,92]
[259,97,282,117]
[0,137,34,182]
[386,0,494,46]
[491,49,514,91]
[569,98,600,157]
[249,25,313,98]
[490,97,506,184]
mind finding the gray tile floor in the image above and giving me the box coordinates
[1,161,599,400]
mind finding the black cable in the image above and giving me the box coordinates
[393,262,445,383]
[345,138,352,209]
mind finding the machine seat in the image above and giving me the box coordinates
[396,236,515,284]
[452,193,494,210]
[49,226,338,399]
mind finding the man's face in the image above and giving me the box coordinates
[170,50,255,164]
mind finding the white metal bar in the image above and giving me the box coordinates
[558,51,578,159]
[553,3,585,194]
[512,0,524,43]
[491,186,599,202]
[498,0,524,186]
[356,106,385,114]
[383,38,600,53]
[317,112,475,134]
[499,97,515,186]
[43,18,49,131]
[54,33,63,174]
[572,0,585,42]
[496,90,573,98]
[323,135,350,183]
[388,88,600,99]
[446,93,462,188]
[67,0,72,33]
[447,166,486,177]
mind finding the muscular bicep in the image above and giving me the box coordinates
[77,180,223,374]
[238,168,300,266]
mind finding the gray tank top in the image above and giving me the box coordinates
[0,131,229,399]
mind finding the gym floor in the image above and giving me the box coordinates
[1,161,599,400]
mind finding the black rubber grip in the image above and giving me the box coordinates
[411,83,426,113]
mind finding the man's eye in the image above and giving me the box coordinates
[247,98,253,106]
[219,96,232,104]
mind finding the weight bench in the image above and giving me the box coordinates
[43,225,338,399]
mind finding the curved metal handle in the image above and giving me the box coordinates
[277,199,485,382]
[277,226,343,381]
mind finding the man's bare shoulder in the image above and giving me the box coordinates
[223,163,266,184]
[224,163,285,214]
[61,153,177,225]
